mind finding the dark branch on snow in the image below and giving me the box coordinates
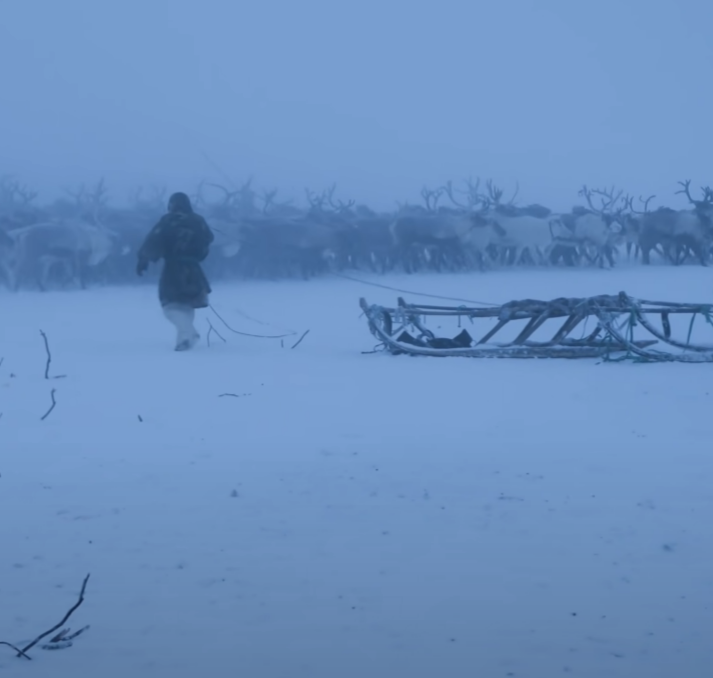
[40,388,57,421]
[1,573,91,661]
[291,329,310,349]
[0,642,30,660]
[39,330,66,380]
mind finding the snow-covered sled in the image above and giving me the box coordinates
[359,293,713,362]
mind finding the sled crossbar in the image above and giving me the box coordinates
[359,292,713,362]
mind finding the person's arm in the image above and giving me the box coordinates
[136,217,167,275]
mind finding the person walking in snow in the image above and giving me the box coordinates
[136,191,214,351]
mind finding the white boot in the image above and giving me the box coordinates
[163,304,200,351]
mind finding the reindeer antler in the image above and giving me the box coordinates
[305,188,326,211]
[323,183,355,212]
[420,186,443,211]
[676,179,695,204]
[0,177,38,205]
[442,180,468,209]
[579,184,625,214]
[64,184,87,205]
[508,181,520,206]
[207,183,240,206]
[485,179,503,206]
[674,180,713,207]
[639,194,655,213]
[590,186,624,213]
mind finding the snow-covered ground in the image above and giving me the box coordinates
[2,265,713,678]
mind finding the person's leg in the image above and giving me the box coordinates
[186,307,200,348]
[163,303,199,351]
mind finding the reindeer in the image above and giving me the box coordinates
[670,180,713,265]
[202,186,299,281]
[476,180,560,266]
[0,177,44,235]
[346,211,396,273]
[7,219,117,291]
[632,181,713,266]
[549,186,626,268]
[1,178,125,290]
[618,194,655,260]
[131,185,167,218]
[302,184,361,271]
[0,225,16,289]
[58,178,111,226]
[200,178,258,221]
[0,176,39,212]
[388,180,495,273]
[233,185,353,280]
[259,188,297,218]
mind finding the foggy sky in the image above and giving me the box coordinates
[2,0,712,211]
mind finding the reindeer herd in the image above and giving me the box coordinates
[1,175,712,292]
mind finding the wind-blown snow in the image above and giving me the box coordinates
[2,266,713,678]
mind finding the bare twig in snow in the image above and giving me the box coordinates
[291,329,310,349]
[41,625,90,651]
[206,318,226,347]
[40,389,57,421]
[40,330,51,379]
[39,330,66,380]
[0,642,31,659]
[1,573,91,661]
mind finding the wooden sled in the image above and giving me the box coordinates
[359,292,713,362]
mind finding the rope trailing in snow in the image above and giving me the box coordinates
[209,304,297,339]
[331,272,500,306]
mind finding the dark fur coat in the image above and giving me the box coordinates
[137,196,215,308]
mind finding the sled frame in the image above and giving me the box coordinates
[359,292,713,362]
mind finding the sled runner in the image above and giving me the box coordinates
[359,293,713,362]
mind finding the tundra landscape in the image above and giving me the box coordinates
[2,1,713,676]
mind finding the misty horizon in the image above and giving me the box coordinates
[2,0,712,212]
